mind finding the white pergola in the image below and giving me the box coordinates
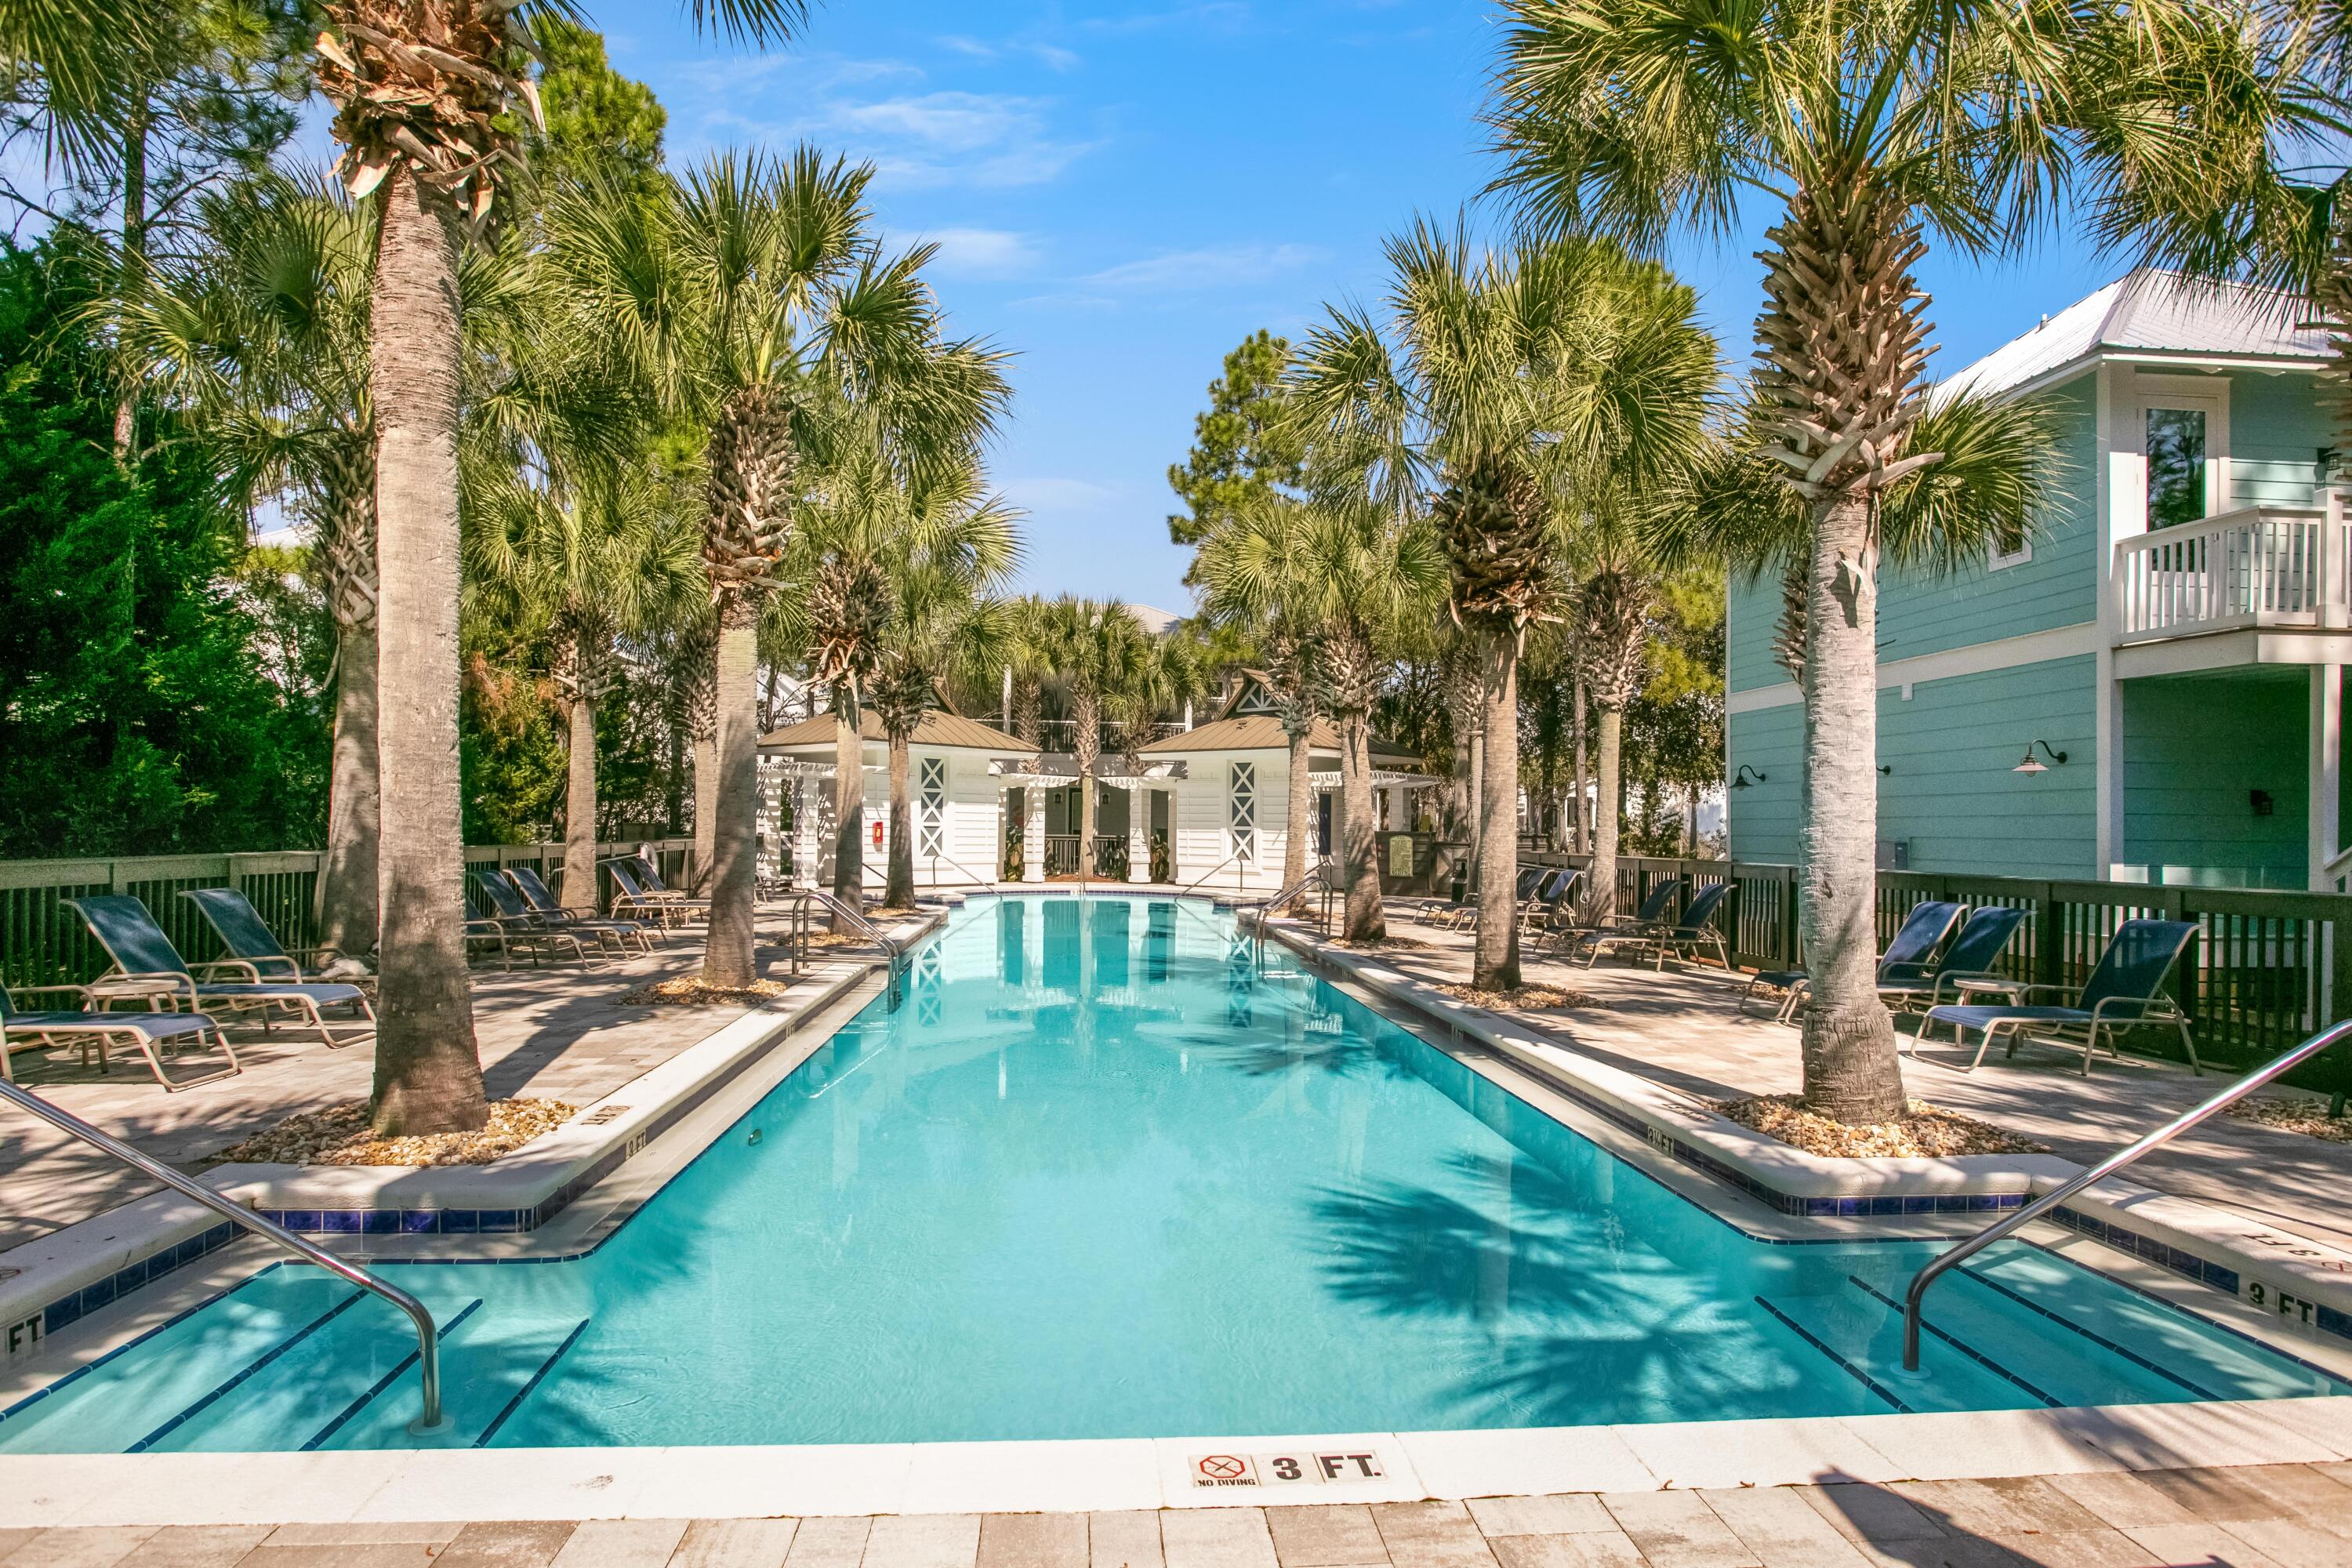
[985,757,1189,884]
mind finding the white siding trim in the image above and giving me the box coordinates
[1726,621,2103,714]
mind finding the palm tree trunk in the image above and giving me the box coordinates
[1074,689,1101,877]
[691,732,717,893]
[1472,635,1521,990]
[1799,491,1902,1120]
[112,95,149,459]
[318,615,379,964]
[1339,709,1385,941]
[1571,676,1589,852]
[702,612,761,985]
[831,696,863,931]
[564,693,599,915]
[1592,703,1624,923]
[885,731,914,907]
[1282,723,1312,913]
[367,168,484,1137]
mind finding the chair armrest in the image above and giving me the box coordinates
[191,960,263,982]
[8,982,95,1006]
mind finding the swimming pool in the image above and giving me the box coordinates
[1,895,2339,1452]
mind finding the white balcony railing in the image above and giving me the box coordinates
[2114,503,2343,643]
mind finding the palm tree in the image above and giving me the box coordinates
[310,0,815,1134]
[1290,223,1714,987]
[1034,598,1156,878]
[1486,0,2223,1120]
[467,459,702,915]
[111,170,384,964]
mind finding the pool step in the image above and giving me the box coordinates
[1752,1287,2048,1415]
[0,1272,356,1455]
[136,1286,436,1453]
[315,1311,591,1450]
[1960,1247,2343,1400]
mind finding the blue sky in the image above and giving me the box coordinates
[593,4,2118,610]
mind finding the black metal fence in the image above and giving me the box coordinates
[1538,851,2352,1090]
[1,840,694,990]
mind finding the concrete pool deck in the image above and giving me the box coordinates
[1335,900,2352,1257]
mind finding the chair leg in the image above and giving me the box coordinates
[1964,1025,1997,1072]
[2178,1017,2201,1075]
[2081,1022,2100,1077]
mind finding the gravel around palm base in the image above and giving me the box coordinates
[1715,1094,2051,1158]
[2228,1095,2352,1144]
[619,976,792,1006]
[212,1098,578,1167]
[1334,934,1428,949]
[1437,982,1600,1011]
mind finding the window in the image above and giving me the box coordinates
[2147,407,2209,529]
[918,757,946,858]
[1229,761,1257,864]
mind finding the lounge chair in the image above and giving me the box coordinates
[60,895,372,1051]
[1,982,238,1091]
[180,887,357,981]
[1883,904,2032,1019]
[1579,880,1733,971]
[1414,867,1472,927]
[1921,917,2201,1076]
[505,866,661,954]
[602,856,708,928]
[474,876,603,964]
[1743,898,1966,1025]
[1552,877,1686,959]
[1439,866,1546,934]
[1521,868,1584,938]
[1515,867,1575,934]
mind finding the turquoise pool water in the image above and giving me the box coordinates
[2,895,2340,1452]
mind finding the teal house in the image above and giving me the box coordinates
[1726,270,2347,891]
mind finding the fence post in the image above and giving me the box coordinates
[2034,882,2061,991]
[2332,913,2352,1030]
[1782,867,1801,969]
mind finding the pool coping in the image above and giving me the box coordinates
[1258,920,2352,1357]
[0,1396,2347,1526]
[0,908,942,1367]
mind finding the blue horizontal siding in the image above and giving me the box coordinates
[1726,655,2098,878]
[2120,669,2307,886]
[2227,369,2329,511]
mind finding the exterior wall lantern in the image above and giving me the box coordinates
[1731,765,1768,789]
[2013,740,2068,775]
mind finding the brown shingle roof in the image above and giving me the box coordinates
[758,710,1025,751]
[1139,715,1423,768]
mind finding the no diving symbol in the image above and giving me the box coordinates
[1197,1455,1248,1481]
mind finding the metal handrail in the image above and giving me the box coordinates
[1179,848,1251,894]
[800,887,905,962]
[0,1080,447,1431]
[1902,1016,2352,1371]
[1235,862,1336,967]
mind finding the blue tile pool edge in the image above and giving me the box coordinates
[1273,926,2352,1363]
[13,895,2347,1421]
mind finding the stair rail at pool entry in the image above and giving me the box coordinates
[0,1078,447,1432]
[1902,1015,2352,1372]
[1236,862,1338,967]
[800,888,905,965]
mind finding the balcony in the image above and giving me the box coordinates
[2114,503,2343,646]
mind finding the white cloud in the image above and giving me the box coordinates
[938,34,1083,71]
[668,53,1098,191]
[920,227,1044,278]
[1001,477,1123,513]
[1082,244,1323,293]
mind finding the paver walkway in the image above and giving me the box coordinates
[1332,902,2352,1254]
[0,924,853,1254]
[3,1465,2348,1567]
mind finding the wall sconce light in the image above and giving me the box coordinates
[1878,764,1893,775]
[1732,765,1768,789]
[2013,740,2068,775]
[2251,789,2275,818]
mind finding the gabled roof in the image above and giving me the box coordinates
[1941,269,2327,401]
[758,710,1025,751]
[1139,713,1424,768]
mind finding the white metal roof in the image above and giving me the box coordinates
[1939,269,2327,400]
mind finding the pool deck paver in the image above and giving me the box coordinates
[8,1465,2343,1566]
[1340,902,2352,1255]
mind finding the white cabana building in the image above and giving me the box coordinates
[757,710,1028,892]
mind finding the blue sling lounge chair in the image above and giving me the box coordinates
[1554,877,1686,959]
[1581,880,1733,971]
[506,866,660,954]
[180,887,354,981]
[1743,898,1967,1025]
[63,895,374,1050]
[1,982,237,1091]
[1922,917,2201,1076]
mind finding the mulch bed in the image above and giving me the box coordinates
[211,1098,577,1167]
[1334,935,1429,950]
[1436,982,1601,1011]
[619,977,792,1006]
[2227,1095,2352,1145]
[1715,1094,2050,1158]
